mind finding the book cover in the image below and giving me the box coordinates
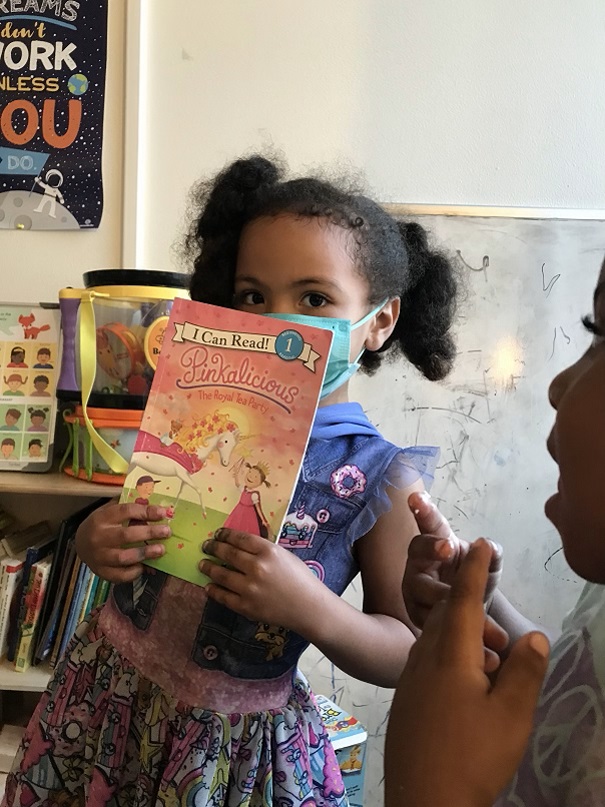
[75,569,96,625]
[1,521,51,560]
[121,298,332,587]
[56,561,92,664]
[91,578,111,611]
[33,498,106,665]
[315,695,368,749]
[15,558,52,672]
[0,557,23,658]
[6,530,55,662]
[35,541,77,665]
[50,555,82,668]
[82,574,100,621]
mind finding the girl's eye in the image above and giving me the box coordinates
[234,290,264,307]
[302,292,328,308]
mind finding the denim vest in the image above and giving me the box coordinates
[111,429,403,680]
[191,431,402,679]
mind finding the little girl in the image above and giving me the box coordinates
[3,156,458,807]
[401,255,605,806]
[223,459,272,539]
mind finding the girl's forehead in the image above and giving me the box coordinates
[237,215,356,275]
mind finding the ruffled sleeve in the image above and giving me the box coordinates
[348,445,439,542]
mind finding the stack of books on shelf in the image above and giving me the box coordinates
[0,499,108,673]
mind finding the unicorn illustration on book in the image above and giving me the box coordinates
[131,409,251,517]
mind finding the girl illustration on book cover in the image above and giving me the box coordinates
[223,456,272,539]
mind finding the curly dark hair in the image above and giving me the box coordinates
[184,156,458,381]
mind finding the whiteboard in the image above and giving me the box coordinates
[301,211,605,806]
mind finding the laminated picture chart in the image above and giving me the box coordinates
[0,303,60,470]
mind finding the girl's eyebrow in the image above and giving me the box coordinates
[594,280,605,306]
[235,275,343,291]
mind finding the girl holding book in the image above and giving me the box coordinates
[3,156,458,807]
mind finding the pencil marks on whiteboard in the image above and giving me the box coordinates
[455,249,489,281]
[541,262,561,297]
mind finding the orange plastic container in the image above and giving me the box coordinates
[60,406,141,485]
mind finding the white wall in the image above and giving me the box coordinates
[1,0,126,303]
[135,0,605,270]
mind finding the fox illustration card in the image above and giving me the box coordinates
[120,298,332,586]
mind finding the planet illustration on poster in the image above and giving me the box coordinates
[68,73,89,96]
[0,191,80,230]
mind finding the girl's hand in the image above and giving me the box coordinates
[75,500,171,583]
[200,528,323,633]
[404,491,508,669]
[385,539,549,807]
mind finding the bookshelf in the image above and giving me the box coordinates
[0,468,112,695]
[0,467,116,498]
[0,659,51,693]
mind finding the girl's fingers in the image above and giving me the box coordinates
[408,492,458,542]
[120,523,171,544]
[200,559,243,591]
[107,543,165,568]
[438,539,492,664]
[114,503,170,524]
[202,538,244,568]
[484,615,509,653]
[405,534,458,571]
[210,528,264,555]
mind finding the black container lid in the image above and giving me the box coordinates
[83,269,189,290]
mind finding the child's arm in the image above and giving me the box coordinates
[75,501,171,583]
[403,492,559,647]
[385,539,549,807]
[201,480,426,688]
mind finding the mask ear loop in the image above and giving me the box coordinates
[353,298,391,357]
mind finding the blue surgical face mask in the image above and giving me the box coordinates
[266,301,388,398]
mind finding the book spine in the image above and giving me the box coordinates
[82,574,100,620]
[36,542,76,665]
[56,562,87,666]
[0,561,9,656]
[15,561,49,673]
[75,568,94,626]
[0,562,23,659]
[50,558,82,668]
[93,578,111,610]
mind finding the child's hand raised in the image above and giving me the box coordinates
[200,528,323,633]
[75,500,171,584]
[404,491,503,620]
[404,491,507,670]
[385,539,550,807]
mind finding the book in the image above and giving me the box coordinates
[91,578,110,611]
[75,568,96,626]
[33,498,107,665]
[121,298,332,586]
[81,574,100,621]
[35,541,77,665]
[315,695,368,750]
[14,557,52,672]
[49,555,82,668]
[1,521,51,560]
[0,557,24,658]
[315,695,368,807]
[6,528,55,662]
